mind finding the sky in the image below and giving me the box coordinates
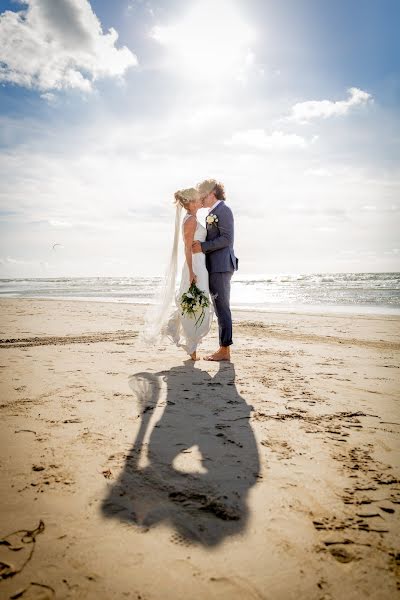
[0,0,399,277]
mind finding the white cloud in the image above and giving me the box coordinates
[48,219,72,227]
[40,91,57,103]
[0,0,137,92]
[225,129,309,150]
[305,168,332,177]
[288,87,372,123]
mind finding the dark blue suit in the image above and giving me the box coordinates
[201,201,238,347]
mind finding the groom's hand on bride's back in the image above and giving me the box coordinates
[192,241,203,254]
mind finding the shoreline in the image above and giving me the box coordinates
[1,295,400,318]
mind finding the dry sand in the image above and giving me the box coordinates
[0,298,399,600]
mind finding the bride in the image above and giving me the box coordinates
[144,187,213,361]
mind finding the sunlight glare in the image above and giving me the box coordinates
[151,0,256,82]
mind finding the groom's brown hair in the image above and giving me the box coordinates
[213,181,226,200]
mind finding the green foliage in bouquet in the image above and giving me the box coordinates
[180,282,210,327]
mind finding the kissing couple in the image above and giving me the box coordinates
[145,179,238,362]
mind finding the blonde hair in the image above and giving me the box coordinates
[174,187,199,209]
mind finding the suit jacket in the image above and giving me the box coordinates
[200,201,238,273]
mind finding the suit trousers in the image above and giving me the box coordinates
[209,271,233,347]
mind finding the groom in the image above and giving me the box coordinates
[192,179,238,361]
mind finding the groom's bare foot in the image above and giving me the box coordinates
[204,347,231,361]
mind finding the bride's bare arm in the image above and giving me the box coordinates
[183,216,197,283]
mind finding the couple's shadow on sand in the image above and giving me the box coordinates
[101,362,260,547]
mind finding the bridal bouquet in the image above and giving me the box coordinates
[180,282,210,327]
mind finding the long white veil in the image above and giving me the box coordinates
[142,202,183,344]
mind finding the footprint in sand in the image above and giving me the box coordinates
[0,521,46,581]
[328,546,356,563]
[9,582,55,599]
[261,438,295,460]
[208,576,265,600]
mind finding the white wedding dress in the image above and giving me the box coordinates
[164,214,213,355]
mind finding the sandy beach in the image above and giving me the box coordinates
[0,298,399,600]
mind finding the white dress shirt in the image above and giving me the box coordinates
[208,200,221,213]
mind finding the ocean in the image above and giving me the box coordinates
[0,273,399,314]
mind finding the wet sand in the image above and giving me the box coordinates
[0,299,399,599]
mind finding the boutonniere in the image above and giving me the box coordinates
[206,213,219,226]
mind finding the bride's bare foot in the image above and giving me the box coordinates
[190,351,199,361]
[204,347,231,361]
